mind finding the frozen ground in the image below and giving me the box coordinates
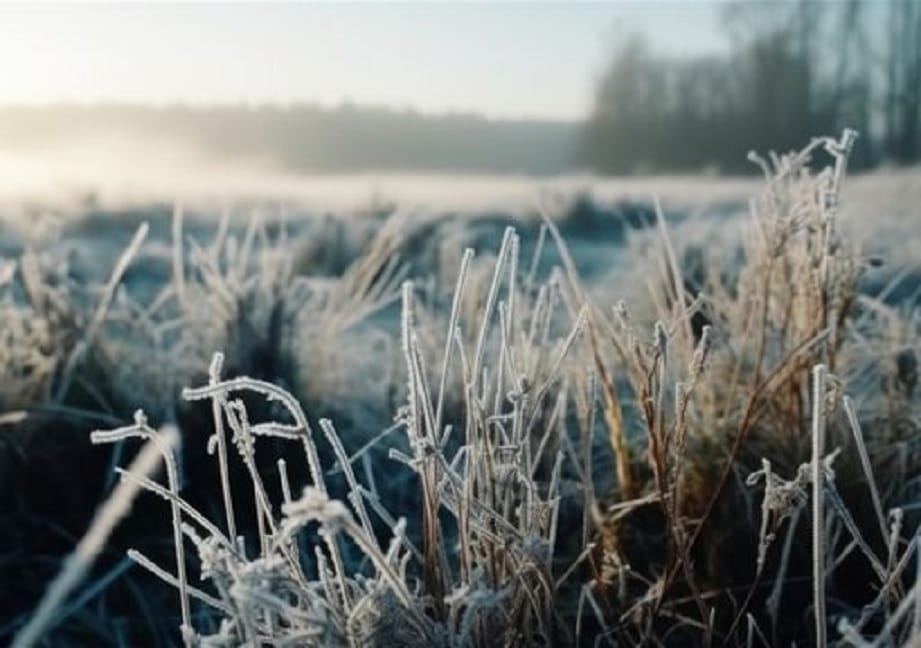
[1,148,920,645]
[1,159,918,309]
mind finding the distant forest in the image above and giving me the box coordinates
[582,0,921,173]
[0,104,578,176]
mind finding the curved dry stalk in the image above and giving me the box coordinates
[91,416,192,640]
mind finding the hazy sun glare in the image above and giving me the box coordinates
[0,2,724,120]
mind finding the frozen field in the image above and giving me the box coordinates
[3,140,921,646]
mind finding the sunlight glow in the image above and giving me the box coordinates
[0,3,724,120]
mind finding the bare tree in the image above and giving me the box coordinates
[883,0,921,163]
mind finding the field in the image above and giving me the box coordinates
[2,133,921,646]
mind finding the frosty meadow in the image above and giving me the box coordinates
[2,131,921,646]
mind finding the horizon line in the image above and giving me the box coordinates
[0,99,586,125]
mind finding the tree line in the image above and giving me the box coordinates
[0,104,577,176]
[580,0,921,173]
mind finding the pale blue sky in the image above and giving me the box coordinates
[0,2,728,120]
